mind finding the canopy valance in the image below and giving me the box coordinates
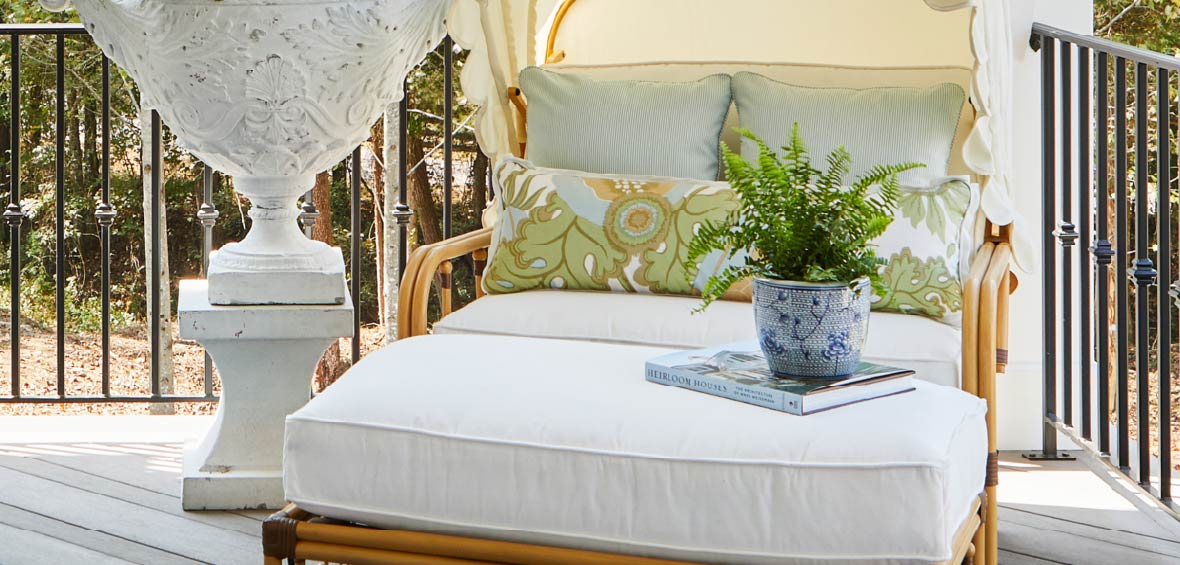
[448,0,1030,269]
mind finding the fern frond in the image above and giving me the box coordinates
[688,125,912,309]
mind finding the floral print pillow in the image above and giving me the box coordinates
[484,158,748,300]
[871,178,979,326]
[484,158,976,326]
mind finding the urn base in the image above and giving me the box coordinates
[207,245,346,305]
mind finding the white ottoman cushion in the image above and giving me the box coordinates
[284,335,986,564]
[434,291,963,387]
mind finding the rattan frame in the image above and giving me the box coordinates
[265,495,986,564]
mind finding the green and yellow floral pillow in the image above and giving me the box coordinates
[871,178,979,326]
[484,158,749,300]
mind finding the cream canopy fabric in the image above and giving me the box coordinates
[448,0,1028,269]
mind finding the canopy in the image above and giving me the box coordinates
[448,0,1030,269]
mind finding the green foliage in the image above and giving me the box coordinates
[687,125,919,308]
[1095,0,1180,54]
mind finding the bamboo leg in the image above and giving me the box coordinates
[971,517,986,565]
[979,245,1010,565]
[473,248,488,299]
[962,243,996,397]
[438,260,454,318]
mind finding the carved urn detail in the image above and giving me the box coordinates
[43,0,449,304]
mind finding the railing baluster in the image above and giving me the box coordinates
[351,147,361,363]
[1094,51,1112,456]
[1059,41,1077,429]
[55,33,66,398]
[198,164,218,399]
[1157,67,1172,501]
[1133,62,1156,486]
[5,34,22,398]
[1078,45,1092,441]
[1115,57,1131,472]
[150,111,162,398]
[443,36,453,240]
[300,190,318,238]
[396,79,410,279]
[97,54,114,397]
[1038,36,1060,458]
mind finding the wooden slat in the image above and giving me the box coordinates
[0,465,259,565]
[997,549,1066,565]
[0,442,184,497]
[0,502,197,565]
[998,520,1179,565]
[999,504,1180,558]
[0,522,135,565]
[0,450,263,536]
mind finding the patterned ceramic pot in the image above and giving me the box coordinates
[752,276,872,378]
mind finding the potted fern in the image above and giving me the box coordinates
[689,126,919,378]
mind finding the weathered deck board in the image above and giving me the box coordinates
[0,522,136,565]
[0,450,264,536]
[0,501,198,565]
[0,461,259,564]
[0,417,1176,565]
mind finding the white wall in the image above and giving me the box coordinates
[1000,0,1093,450]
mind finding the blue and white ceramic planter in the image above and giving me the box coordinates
[752,276,872,378]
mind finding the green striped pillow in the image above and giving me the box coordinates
[519,67,732,181]
[731,72,966,187]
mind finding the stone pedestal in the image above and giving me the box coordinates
[177,279,353,510]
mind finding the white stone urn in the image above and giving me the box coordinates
[42,0,448,304]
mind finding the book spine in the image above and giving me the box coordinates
[645,363,802,415]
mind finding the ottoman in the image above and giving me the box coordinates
[283,334,987,564]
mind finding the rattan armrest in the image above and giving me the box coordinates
[965,241,1013,565]
[396,227,493,339]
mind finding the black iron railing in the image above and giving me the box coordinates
[0,24,467,404]
[1031,23,1178,508]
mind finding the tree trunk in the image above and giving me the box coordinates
[311,171,344,390]
[311,171,333,243]
[140,104,175,414]
[407,133,443,245]
[370,119,386,329]
[472,150,489,217]
[83,102,98,191]
[68,88,83,188]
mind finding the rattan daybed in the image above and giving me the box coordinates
[264,1,1018,563]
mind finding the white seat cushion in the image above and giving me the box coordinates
[285,334,986,565]
[434,291,963,387]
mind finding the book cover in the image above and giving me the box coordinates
[645,342,915,415]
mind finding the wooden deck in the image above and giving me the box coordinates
[0,416,1178,565]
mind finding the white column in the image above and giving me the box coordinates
[178,280,353,510]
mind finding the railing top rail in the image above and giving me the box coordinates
[0,23,88,35]
[1032,22,1180,71]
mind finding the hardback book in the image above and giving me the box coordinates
[645,342,915,416]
